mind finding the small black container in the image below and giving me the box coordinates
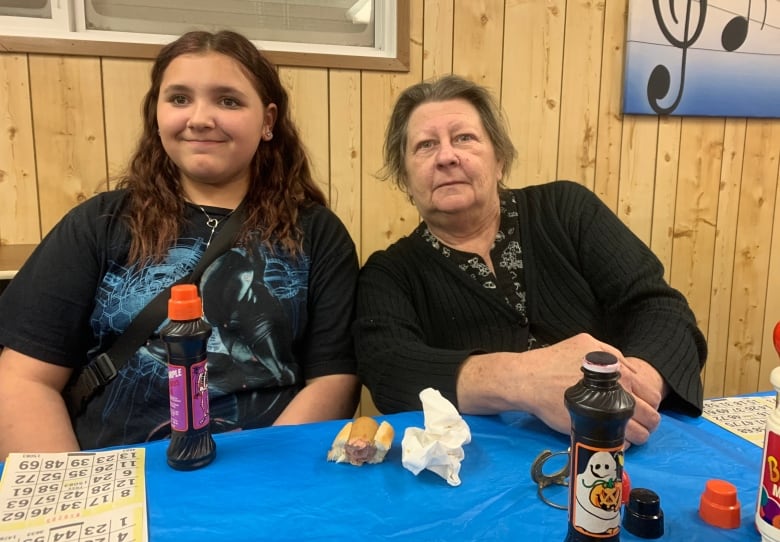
[623,488,664,539]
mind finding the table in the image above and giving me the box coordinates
[0,409,765,541]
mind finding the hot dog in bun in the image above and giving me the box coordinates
[327,416,394,466]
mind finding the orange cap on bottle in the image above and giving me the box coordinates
[168,284,203,321]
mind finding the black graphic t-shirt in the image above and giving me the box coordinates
[0,190,358,450]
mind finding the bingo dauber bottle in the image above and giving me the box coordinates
[161,284,216,470]
[756,365,780,541]
[564,351,635,542]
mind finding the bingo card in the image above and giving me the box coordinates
[0,448,147,542]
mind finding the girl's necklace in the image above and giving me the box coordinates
[197,205,234,248]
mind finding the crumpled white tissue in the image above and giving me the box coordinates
[401,388,472,486]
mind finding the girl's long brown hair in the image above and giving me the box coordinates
[118,30,326,264]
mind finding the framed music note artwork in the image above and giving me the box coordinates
[623,0,780,117]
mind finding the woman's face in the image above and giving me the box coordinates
[403,99,503,220]
[157,51,276,195]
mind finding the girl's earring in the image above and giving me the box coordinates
[265,131,273,141]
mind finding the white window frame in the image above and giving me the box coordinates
[0,0,409,71]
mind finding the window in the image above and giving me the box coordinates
[1,0,50,18]
[0,0,409,71]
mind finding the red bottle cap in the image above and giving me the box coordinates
[168,284,203,321]
[622,470,631,506]
[773,321,780,358]
[698,479,741,529]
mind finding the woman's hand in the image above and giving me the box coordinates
[457,333,667,446]
[618,356,668,445]
[525,335,666,446]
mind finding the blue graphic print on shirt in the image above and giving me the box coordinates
[81,236,310,447]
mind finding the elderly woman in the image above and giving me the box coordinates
[354,74,706,446]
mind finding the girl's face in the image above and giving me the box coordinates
[157,51,276,197]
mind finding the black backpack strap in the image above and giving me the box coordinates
[64,203,245,417]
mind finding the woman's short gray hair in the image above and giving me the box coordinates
[379,74,517,194]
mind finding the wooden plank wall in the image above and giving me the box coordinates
[1,0,779,406]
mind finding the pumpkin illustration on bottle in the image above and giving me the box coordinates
[588,476,622,511]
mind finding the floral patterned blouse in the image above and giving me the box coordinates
[417,191,543,349]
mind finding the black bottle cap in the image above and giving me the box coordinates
[623,488,664,539]
[583,351,619,373]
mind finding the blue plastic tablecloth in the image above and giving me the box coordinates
[0,409,765,541]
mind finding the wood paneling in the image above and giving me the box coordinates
[2,0,780,401]
[671,118,724,365]
[726,120,780,395]
[452,0,504,90]
[101,58,151,184]
[279,67,330,195]
[328,70,363,259]
[557,0,604,189]
[617,115,658,245]
[422,0,454,80]
[651,116,682,276]
[502,0,565,187]
[593,0,628,211]
[28,55,107,235]
[0,54,38,245]
[704,119,746,398]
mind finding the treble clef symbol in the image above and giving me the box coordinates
[647,0,707,115]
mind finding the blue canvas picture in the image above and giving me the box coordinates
[623,0,780,118]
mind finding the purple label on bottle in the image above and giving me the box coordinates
[168,359,210,432]
[190,360,210,430]
[168,365,187,431]
[570,442,623,538]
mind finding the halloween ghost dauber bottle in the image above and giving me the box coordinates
[564,351,635,541]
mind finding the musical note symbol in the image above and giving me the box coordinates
[720,0,767,52]
[646,0,707,115]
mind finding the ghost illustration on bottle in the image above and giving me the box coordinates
[573,450,622,535]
